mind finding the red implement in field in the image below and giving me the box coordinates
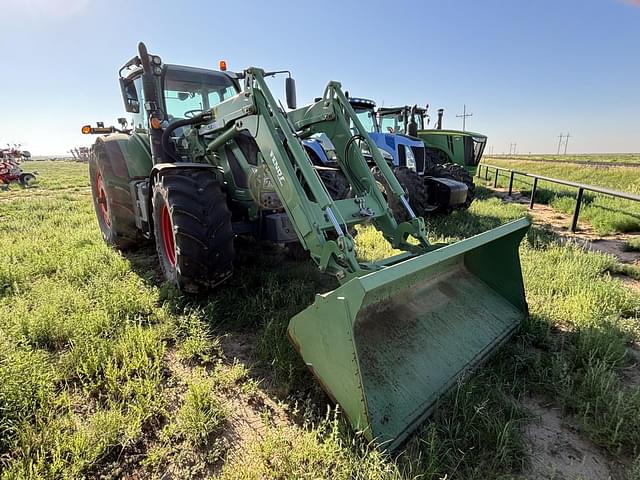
[0,158,36,188]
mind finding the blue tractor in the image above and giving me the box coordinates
[303,97,470,217]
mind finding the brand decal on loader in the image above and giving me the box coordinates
[269,150,286,186]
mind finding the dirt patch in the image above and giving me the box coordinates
[219,332,255,366]
[612,274,640,293]
[220,390,289,452]
[521,397,624,480]
[492,188,640,267]
[216,332,293,449]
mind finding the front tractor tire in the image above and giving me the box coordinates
[152,169,235,293]
[318,169,351,200]
[89,145,143,250]
[373,166,432,222]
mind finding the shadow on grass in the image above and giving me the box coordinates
[121,238,334,404]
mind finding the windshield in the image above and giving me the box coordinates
[163,66,237,119]
[353,108,378,133]
[380,114,400,134]
[379,110,425,134]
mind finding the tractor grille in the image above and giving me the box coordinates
[411,146,426,174]
[398,145,406,166]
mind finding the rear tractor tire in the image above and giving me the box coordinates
[89,145,143,250]
[152,169,235,293]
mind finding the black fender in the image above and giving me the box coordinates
[150,162,221,185]
[92,134,132,187]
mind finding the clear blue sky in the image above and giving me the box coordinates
[1,0,639,155]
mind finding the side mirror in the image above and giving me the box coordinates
[119,77,140,113]
[285,77,297,110]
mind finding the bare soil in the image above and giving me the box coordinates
[217,332,291,451]
[521,397,626,480]
[492,188,640,267]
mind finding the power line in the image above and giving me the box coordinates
[456,104,473,131]
[564,133,571,155]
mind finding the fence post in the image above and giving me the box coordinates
[484,165,489,181]
[529,177,538,209]
[508,171,515,196]
[493,168,499,188]
[571,188,584,233]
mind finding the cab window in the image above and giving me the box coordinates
[163,67,237,119]
[132,77,147,130]
[353,108,377,133]
[380,116,397,134]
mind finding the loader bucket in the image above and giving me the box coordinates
[288,217,530,450]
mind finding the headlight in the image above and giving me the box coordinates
[326,148,338,162]
[405,147,416,169]
[360,143,394,162]
[378,148,393,162]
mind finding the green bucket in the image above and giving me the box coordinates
[288,217,530,450]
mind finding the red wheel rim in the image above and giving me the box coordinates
[160,204,176,267]
[95,172,111,227]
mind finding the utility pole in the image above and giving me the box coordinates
[456,104,473,131]
[557,133,564,155]
[564,133,570,154]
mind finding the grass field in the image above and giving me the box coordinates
[488,154,640,165]
[1,161,639,479]
[481,157,640,235]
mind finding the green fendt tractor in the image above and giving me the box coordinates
[83,42,530,450]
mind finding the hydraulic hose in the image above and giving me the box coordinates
[161,113,212,161]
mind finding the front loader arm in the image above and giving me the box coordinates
[288,81,431,250]
[202,69,432,282]
[205,69,362,280]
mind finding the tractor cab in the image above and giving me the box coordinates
[347,98,427,173]
[378,104,488,169]
[119,60,240,131]
[378,105,429,135]
[162,65,238,120]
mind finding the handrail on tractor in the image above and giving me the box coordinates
[477,163,640,233]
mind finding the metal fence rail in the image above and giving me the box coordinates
[477,163,640,232]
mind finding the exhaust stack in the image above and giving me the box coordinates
[436,108,444,130]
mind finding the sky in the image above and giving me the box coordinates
[0,0,639,155]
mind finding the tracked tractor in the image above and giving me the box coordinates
[83,42,530,450]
